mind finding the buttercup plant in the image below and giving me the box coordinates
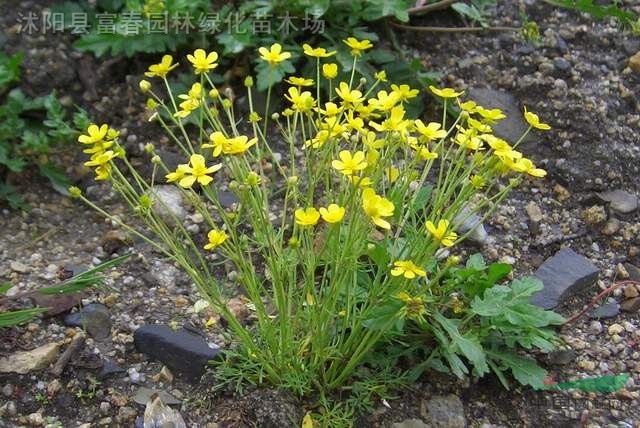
[74,38,554,403]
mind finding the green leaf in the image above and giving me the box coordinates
[363,299,404,331]
[410,186,432,215]
[0,283,12,295]
[39,162,71,195]
[486,263,512,284]
[487,350,547,388]
[433,312,489,376]
[0,52,23,92]
[544,0,636,24]
[466,253,486,270]
[0,308,49,328]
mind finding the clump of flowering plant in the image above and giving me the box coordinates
[75,39,556,402]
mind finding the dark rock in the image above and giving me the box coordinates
[596,190,638,214]
[134,324,221,381]
[98,359,125,379]
[423,395,466,428]
[64,303,112,340]
[530,248,600,309]
[624,263,640,282]
[623,39,640,56]
[621,297,640,313]
[31,292,85,317]
[544,349,577,366]
[466,88,530,144]
[553,58,571,72]
[218,191,240,209]
[556,37,568,54]
[589,299,620,319]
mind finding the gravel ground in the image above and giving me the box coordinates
[1,0,640,427]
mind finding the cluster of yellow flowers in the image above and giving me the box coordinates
[79,37,551,287]
[78,124,121,180]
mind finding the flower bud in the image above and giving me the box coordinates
[271,112,280,120]
[287,175,298,185]
[209,88,219,99]
[288,237,299,248]
[151,155,161,164]
[68,186,82,198]
[139,80,151,93]
[144,143,155,154]
[228,180,239,190]
[146,98,158,110]
[359,77,367,86]
[221,99,232,110]
[244,76,254,87]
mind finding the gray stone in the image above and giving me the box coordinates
[424,395,466,428]
[590,299,620,319]
[621,297,640,313]
[393,419,429,428]
[453,206,488,245]
[467,88,530,144]
[133,387,181,406]
[530,248,600,309]
[553,58,571,72]
[134,324,221,381]
[150,185,187,221]
[0,343,59,374]
[98,359,125,379]
[64,303,112,340]
[545,349,577,366]
[525,201,543,236]
[218,191,240,209]
[144,395,186,428]
[623,39,640,56]
[596,190,638,214]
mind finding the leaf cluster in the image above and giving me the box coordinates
[0,51,91,209]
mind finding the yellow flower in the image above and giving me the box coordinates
[374,70,387,82]
[426,219,458,247]
[78,124,108,145]
[285,87,316,113]
[165,164,190,183]
[145,55,179,78]
[203,131,226,157]
[369,105,410,133]
[476,106,506,122]
[391,84,419,102]
[295,207,320,227]
[175,82,204,118]
[362,188,394,230]
[512,158,547,177]
[523,106,551,130]
[343,37,373,56]
[411,142,439,160]
[414,120,447,141]
[258,43,291,66]
[177,154,222,188]
[459,100,478,112]
[222,136,257,155]
[302,44,336,58]
[317,102,342,116]
[368,90,400,111]
[319,204,345,223]
[204,229,227,250]
[322,63,338,79]
[455,127,483,151]
[332,150,367,176]
[84,150,116,168]
[350,175,373,188]
[391,260,426,279]
[386,166,399,183]
[286,76,314,87]
[187,49,219,74]
[335,82,365,106]
[467,117,491,133]
[429,85,464,99]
